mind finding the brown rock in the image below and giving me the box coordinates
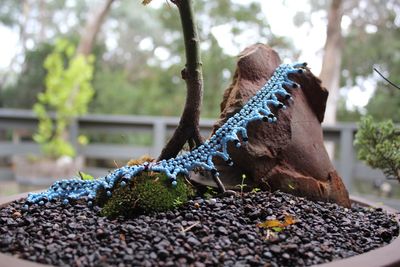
[191,44,350,208]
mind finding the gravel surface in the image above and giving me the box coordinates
[0,191,399,267]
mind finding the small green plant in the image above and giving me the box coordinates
[236,174,248,196]
[354,116,400,182]
[203,185,218,199]
[251,187,261,194]
[173,196,184,207]
[287,182,296,190]
[33,38,94,158]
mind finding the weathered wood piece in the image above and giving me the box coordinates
[191,44,351,207]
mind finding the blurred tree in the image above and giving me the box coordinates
[0,0,113,108]
[154,0,288,117]
[1,0,293,122]
[295,0,400,122]
[1,43,52,108]
[319,0,343,125]
[0,0,90,86]
[341,2,400,122]
[77,0,115,56]
[89,0,291,119]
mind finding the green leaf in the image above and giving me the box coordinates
[271,227,283,232]
[79,171,94,181]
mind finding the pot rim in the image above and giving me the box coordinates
[0,193,399,267]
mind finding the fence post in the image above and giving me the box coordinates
[153,120,166,157]
[69,118,79,153]
[339,127,354,192]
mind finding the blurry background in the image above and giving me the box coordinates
[0,0,399,207]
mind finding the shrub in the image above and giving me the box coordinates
[354,116,400,182]
[33,38,94,158]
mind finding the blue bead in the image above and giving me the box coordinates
[172,180,177,187]
[63,199,69,205]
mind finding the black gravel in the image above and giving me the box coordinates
[0,191,398,266]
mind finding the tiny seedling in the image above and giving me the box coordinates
[173,196,184,207]
[288,183,295,190]
[236,174,248,196]
[251,187,261,194]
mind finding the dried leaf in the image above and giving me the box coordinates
[119,233,126,241]
[283,215,296,226]
[127,155,155,166]
[257,219,282,228]
[257,215,297,230]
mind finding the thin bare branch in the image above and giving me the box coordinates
[374,68,400,90]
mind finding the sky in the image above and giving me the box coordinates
[0,0,374,110]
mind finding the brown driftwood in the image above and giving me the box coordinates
[191,44,351,208]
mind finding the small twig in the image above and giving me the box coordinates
[181,221,200,233]
[113,160,120,168]
[373,68,400,90]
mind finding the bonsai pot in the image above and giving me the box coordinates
[0,193,399,267]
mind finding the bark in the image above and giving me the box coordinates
[77,0,115,56]
[158,0,203,160]
[39,0,46,42]
[20,0,30,53]
[319,0,343,125]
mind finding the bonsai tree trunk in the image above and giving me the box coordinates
[158,0,204,160]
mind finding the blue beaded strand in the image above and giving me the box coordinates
[24,62,307,208]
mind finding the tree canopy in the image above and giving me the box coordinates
[0,0,292,119]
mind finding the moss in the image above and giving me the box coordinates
[100,171,194,218]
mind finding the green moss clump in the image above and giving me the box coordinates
[100,172,194,218]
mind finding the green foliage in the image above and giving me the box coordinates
[100,172,194,217]
[354,116,400,181]
[33,38,94,158]
[365,87,400,123]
